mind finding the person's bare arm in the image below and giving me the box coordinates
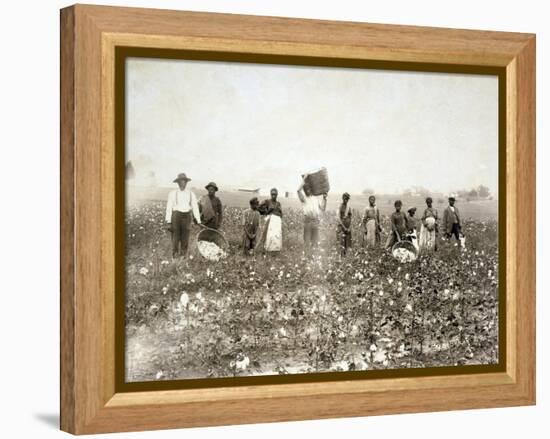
[165,191,173,224]
[217,199,223,226]
[320,193,328,212]
[296,176,307,203]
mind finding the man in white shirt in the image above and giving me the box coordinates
[297,174,327,256]
[165,173,201,257]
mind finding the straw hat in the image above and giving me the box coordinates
[173,172,191,183]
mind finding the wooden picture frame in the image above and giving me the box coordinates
[60,4,536,434]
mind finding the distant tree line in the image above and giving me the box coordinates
[361,184,492,202]
[456,185,491,200]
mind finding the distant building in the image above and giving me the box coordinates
[238,188,260,194]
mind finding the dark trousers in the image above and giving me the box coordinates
[304,217,320,255]
[449,223,461,240]
[338,227,352,256]
[243,234,256,255]
[171,211,192,257]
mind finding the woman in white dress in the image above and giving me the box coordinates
[419,197,438,253]
[257,188,283,253]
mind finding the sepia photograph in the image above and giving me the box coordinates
[123,56,500,382]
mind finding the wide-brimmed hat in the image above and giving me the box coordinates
[173,172,191,183]
[342,192,350,199]
[448,196,456,202]
[205,182,219,191]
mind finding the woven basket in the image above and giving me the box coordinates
[391,240,418,261]
[303,167,330,196]
[195,228,229,260]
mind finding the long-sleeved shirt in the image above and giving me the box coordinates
[258,199,283,217]
[407,214,420,232]
[199,195,223,228]
[422,207,439,221]
[443,206,461,233]
[242,208,260,236]
[165,188,201,223]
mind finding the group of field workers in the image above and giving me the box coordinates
[165,171,463,259]
[337,194,464,258]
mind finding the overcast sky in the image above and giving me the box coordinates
[126,58,498,196]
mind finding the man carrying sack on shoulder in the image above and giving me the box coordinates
[165,173,201,258]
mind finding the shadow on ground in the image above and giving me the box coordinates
[34,413,59,430]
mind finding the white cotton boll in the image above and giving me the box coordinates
[235,356,250,371]
[333,360,349,371]
[369,344,377,352]
[155,371,164,379]
[180,292,189,307]
[405,304,413,312]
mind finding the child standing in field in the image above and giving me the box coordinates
[337,192,352,256]
[406,207,420,252]
[242,197,261,255]
[385,200,409,249]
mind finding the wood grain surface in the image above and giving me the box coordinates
[60,4,536,434]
